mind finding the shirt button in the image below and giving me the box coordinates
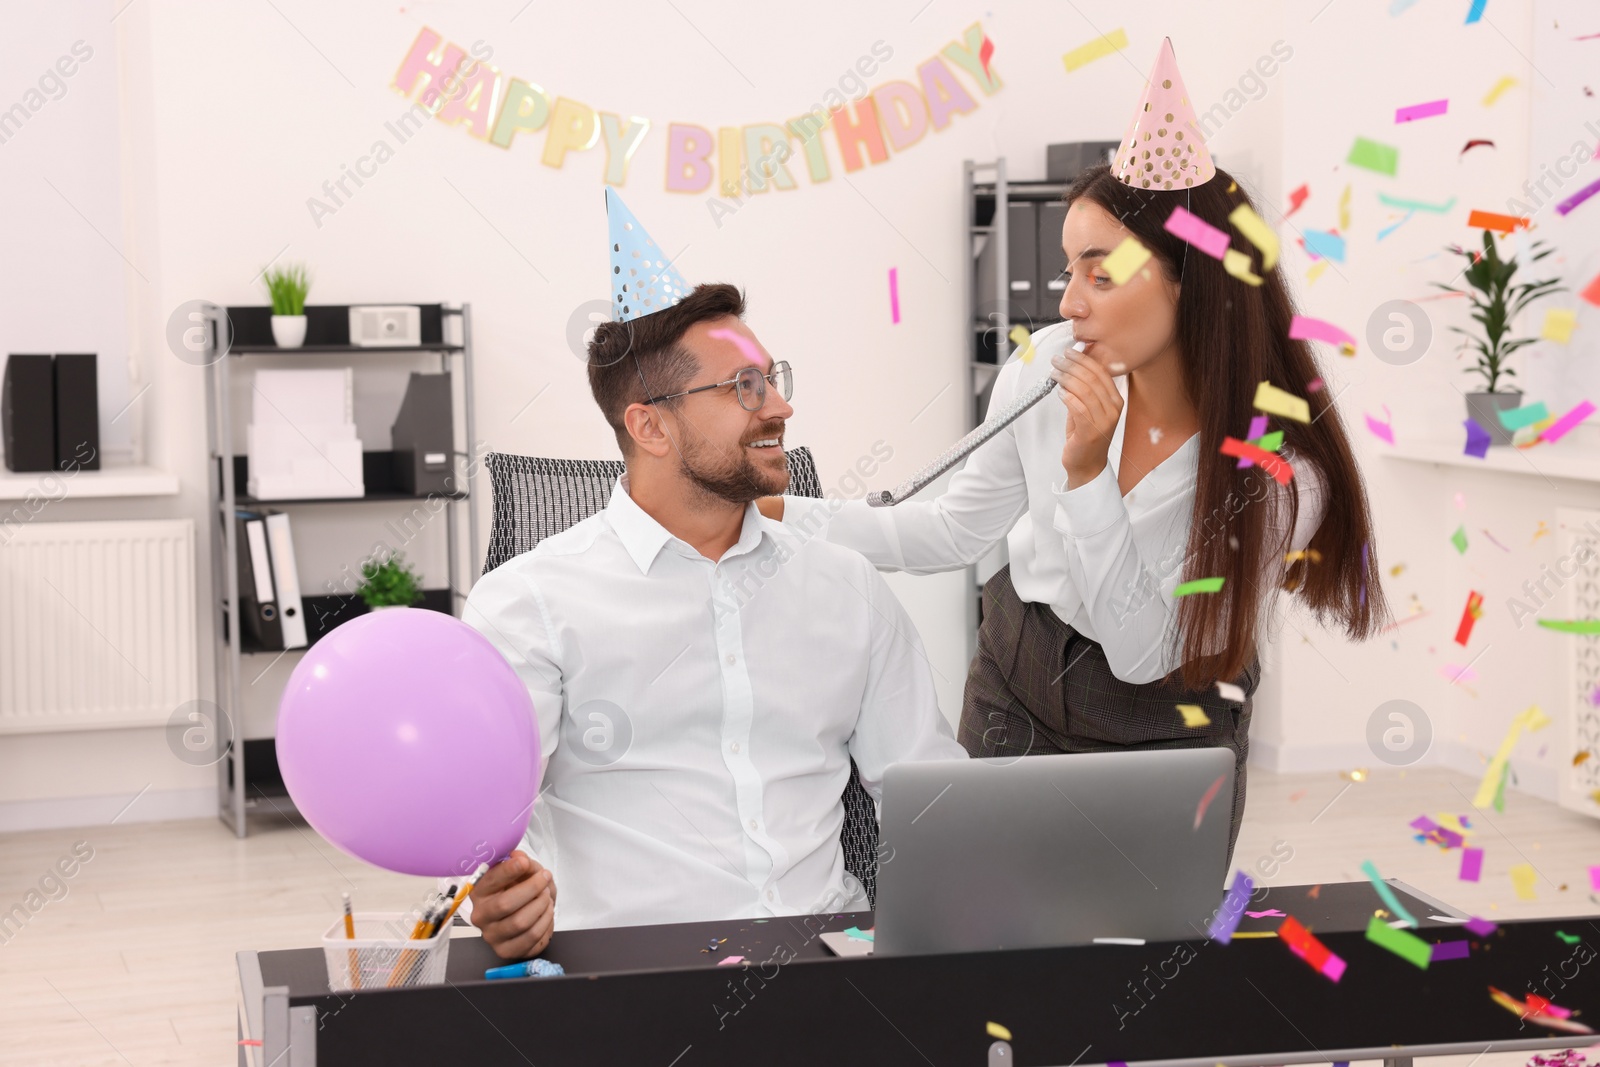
[730,742,740,753]
[748,819,758,831]
[726,654,736,665]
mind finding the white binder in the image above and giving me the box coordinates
[264,512,307,648]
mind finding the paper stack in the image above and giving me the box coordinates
[248,368,364,499]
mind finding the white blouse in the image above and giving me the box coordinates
[785,320,1326,684]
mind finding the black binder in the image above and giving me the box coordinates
[52,353,100,470]
[235,509,283,650]
[2,354,55,472]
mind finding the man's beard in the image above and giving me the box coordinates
[676,422,790,505]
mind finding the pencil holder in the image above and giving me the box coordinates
[321,912,451,992]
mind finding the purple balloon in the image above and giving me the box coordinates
[278,608,539,877]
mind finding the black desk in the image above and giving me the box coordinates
[237,881,1599,1066]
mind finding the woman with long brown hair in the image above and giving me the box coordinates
[761,39,1388,864]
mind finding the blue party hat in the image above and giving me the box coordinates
[607,188,691,322]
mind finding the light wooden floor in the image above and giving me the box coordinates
[1,766,1596,1066]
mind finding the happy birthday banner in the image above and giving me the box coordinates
[391,23,1002,201]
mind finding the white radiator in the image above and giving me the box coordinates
[1558,507,1600,820]
[0,519,197,733]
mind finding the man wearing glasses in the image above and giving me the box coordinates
[462,280,965,958]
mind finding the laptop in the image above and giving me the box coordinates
[871,749,1234,957]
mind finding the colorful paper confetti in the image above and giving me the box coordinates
[1177,704,1211,728]
[1103,235,1153,285]
[1540,399,1594,443]
[1165,205,1231,259]
[1194,773,1227,831]
[888,267,901,324]
[1347,136,1400,176]
[1395,98,1449,122]
[1174,577,1226,596]
[1062,28,1127,72]
[1280,916,1347,981]
[1289,315,1357,355]
[1460,847,1484,882]
[1208,870,1253,942]
[1365,914,1431,968]
[1254,380,1312,421]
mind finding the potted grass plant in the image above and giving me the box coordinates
[1433,230,1564,446]
[357,553,425,611]
[264,263,312,348]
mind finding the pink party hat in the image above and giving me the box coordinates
[1111,37,1216,191]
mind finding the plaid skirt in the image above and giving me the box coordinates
[958,565,1260,867]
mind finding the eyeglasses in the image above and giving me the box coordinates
[645,361,793,413]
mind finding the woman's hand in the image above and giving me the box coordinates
[1051,346,1122,488]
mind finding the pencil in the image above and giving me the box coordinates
[437,864,489,931]
[342,892,359,989]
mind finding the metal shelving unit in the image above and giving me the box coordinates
[201,303,479,837]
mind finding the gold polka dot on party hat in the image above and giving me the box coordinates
[1166,112,1174,122]
[1163,79,1172,88]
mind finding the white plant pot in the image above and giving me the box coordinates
[271,315,307,348]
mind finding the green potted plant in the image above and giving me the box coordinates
[1434,230,1564,447]
[263,263,312,348]
[357,553,424,611]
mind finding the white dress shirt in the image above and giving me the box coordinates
[785,320,1326,685]
[461,475,965,931]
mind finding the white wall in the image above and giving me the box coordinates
[1256,0,1600,800]
[44,0,1567,829]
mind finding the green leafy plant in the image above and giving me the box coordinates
[263,263,311,316]
[1433,230,1564,394]
[357,553,424,608]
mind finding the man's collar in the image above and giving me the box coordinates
[606,474,767,574]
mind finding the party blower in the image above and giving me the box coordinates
[868,332,1087,507]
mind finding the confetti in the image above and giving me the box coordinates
[1463,418,1492,458]
[1361,859,1420,927]
[1441,663,1478,685]
[1556,930,1581,945]
[1488,986,1595,1033]
[1536,619,1600,634]
[843,926,875,941]
[717,955,746,966]
[1177,704,1212,728]
[1468,209,1530,233]
[1221,437,1294,484]
[1377,211,1416,241]
[707,328,765,367]
[1228,204,1279,269]
[1454,591,1484,645]
[1591,865,1600,892]
[1365,409,1395,444]
[1339,184,1352,231]
[1583,270,1600,307]
[1289,315,1357,355]
[1194,773,1227,831]
[1302,229,1347,263]
[1165,205,1231,259]
[1224,249,1263,286]
[1280,915,1346,981]
[1103,235,1153,285]
[1498,401,1549,431]
[1286,184,1309,216]
[1460,847,1484,882]
[1395,98,1449,122]
[1378,191,1457,213]
[1558,177,1600,218]
[1431,939,1471,961]
[888,267,900,324]
[1451,525,1468,554]
[1473,705,1550,807]
[1482,76,1518,105]
[1365,914,1431,968]
[979,35,995,79]
[1216,681,1245,703]
[1464,916,1497,937]
[1174,577,1226,596]
[986,1021,1012,1041]
[1008,325,1035,364]
[1307,376,1324,392]
[1062,27,1127,72]
[1236,415,1269,469]
[1246,909,1286,918]
[1254,379,1312,422]
[1466,0,1487,24]
[1541,308,1578,342]
[1347,136,1399,176]
[1208,869,1253,942]
[1540,399,1594,443]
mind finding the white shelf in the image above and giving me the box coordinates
[1382,438,1600,485]
[0,464,179,500]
